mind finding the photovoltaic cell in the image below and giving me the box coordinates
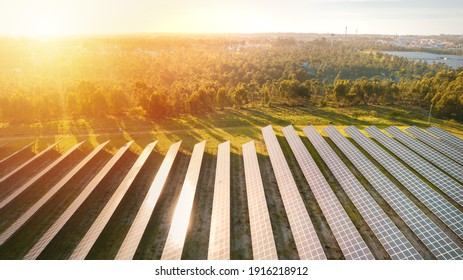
[282,125,373,260]
[357,126,463,241]
[306,125,418,260]
[161,141,206,260]
[334,126,463,259]
[0,141,108,246]
[406,126,463,165]
[0,142,59,184]
[207,141,231,260]
[262,125,326,260]
[369,127,463,207]
[242,141,278,260]
[24,142,133,260]
[0,142,85,209]
[0,141,35,165]
[115,141,181,260]
[69,141,157,260]
[386,126,463,184]
[427,126,463,151]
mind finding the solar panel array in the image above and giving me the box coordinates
[282,125,373,260]
[306,126,419,260]
[386,126,463,184]
[0,141,109,246]
[242,141,278,260]
[24,142,133,260]
[332,126,463,260]
[407,126,463,165]
[69,141,157,260]
[3,123,463,260]
[207,141,231,260]
[427,126,463,151]
[161,141,206,260]
[368,127,463,207]
[0,142,59,184]
[262,125,326,260]
[115,141,181,260]
[0,142,85,209]
[355,127,463,241]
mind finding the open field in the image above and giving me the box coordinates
[0,104,462,259]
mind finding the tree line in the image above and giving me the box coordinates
[0,35,461,124]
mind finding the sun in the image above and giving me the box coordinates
[12,2,71,37]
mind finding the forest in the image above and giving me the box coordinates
[0,34,462,124]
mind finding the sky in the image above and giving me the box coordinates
[0,0,462,36]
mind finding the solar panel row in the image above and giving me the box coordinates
[0,141,35,165]
[406,126,463,166]
[282,125,374,260]
[331,126,463,260]
[262,125,326,260]
[370,127,463,207]
[0,142,85,209]
[24,141,134,260]
[353,127,463,241]
[207,141,231,260]
[0,142,9,150]
[115,141,181,260]
[69,141,157,260]
[306,125,418,260]
[427,126,463,151]
[161,141,206,260]
[242,141,278,260]
[0,141,108,246]
[386,126,463,184]
[0,142,59,184]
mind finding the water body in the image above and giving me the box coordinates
[384,51,463,69]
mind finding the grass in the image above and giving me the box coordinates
[1,103,462,259]
[1,104,462,157]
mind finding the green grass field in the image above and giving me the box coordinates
[1,104,462,155]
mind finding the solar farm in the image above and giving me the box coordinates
[1,125,463,260]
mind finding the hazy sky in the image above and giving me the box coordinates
[0,0,462,36]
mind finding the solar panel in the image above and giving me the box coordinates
[69,141,157,260]
[386,126,463,184]
[427,126,463,151]
[207,141,231,260]
[242,141,278,260]
[24,142,133,260]
[0,142,85,209]
[160,141,206,260]
[0,141,35,165]
[406,126,463,166]
[355,126,463,241]
[0,142,59,184]
[369,127,463,207]
[305,126,418,260]
[282,125,373,260]
[0,142,10,150]
[262,125,326,260]
[0,141,109,246]
[333,126,463,260]
[115,141,181,260]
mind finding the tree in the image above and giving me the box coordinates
[216,87,227,109]
[232,84,248,107]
